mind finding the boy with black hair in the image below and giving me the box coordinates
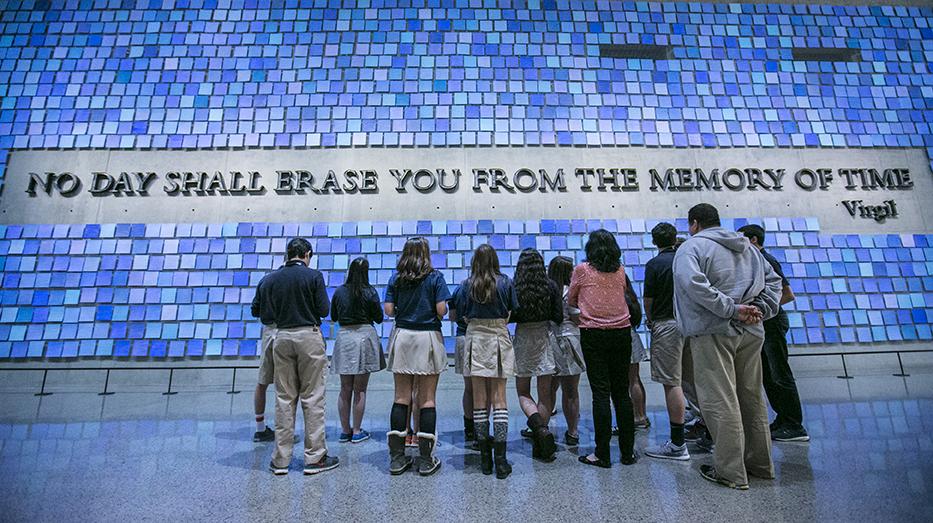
[738,224,809,443]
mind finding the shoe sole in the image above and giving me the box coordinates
[351,435,371,444]
[304,463,339,475]
[773,436,810,442]
[645,452,690,461]
[270,468,288,475]
[699,470,748,490]
[389,460,413,476]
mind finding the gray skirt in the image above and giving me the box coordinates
[331,324,386,375]
[386,327,448,375]
[513,321,557,377]
[553,334,586,376]
[454,336,467,376]
[464,319,515,378]
[631,329,648,364]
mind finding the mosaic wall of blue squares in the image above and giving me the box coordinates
[0,217,931,359]
[0,1,932,358]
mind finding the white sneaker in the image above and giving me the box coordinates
[645,440,690,461]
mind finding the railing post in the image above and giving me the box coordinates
[893,352,910,378]
[98,368,116,396]
[34,369,52,397]
[837,353,854,380]
[227,367,240,394]
[163,368,178,396]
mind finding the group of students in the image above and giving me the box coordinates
[251,203,808,490]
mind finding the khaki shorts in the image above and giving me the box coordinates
[257,324,277,385]
[649,319,684,386]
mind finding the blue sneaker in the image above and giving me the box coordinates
[351,430,371,443]
[338,432,352,443]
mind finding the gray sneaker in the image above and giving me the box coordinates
[304,455,339,475]
[645,440,690,461]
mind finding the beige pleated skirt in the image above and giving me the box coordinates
[386,327,448,375]
[513,321,557,377]
[464,318,515,378]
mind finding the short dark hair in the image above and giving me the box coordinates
[687,203,721,229]
[738,224,766,246]
[651,222,677,248]
[286,238,313,260]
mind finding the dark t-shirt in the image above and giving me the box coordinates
[448,284,469,337]
[455,275,519,321]
[760,248,789,325]
[643,248,676,322]
[331,285,384,326]
[385,270,451,331]
[252,260,330,329]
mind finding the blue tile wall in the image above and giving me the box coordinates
[0,217,931,359]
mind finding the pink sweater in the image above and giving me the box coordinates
[567,262,632,329]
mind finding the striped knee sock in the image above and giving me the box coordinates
[493,408,509,443]
[473,408,489,439]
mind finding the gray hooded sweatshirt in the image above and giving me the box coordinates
[673,227,783,338]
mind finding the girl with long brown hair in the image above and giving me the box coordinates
[453,244,518,478]
[384,237,450,476]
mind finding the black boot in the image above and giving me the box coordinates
[416,432,442,476]
[527,413,556,462]
[478,436,493,475]
[387,430,412,475]
[464,417,476,442]
[493,440,512,479]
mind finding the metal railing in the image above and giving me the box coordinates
[2,347,931,397]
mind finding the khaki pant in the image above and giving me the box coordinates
[272,326,328,468]
[691,331,774,485]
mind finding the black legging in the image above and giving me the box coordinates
[580,327,634,462]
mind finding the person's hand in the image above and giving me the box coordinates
[736,304,763,324]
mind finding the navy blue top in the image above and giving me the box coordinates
[644,247,676,322]
[331,285,384,326]
[384,270,451,331]
[448,284,469,337]
[454,275,519,322]
[251,260,330,329]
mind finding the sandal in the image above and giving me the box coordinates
[578,454,611,469]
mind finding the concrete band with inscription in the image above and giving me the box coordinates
[3,147,931,233]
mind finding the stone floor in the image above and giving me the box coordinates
[1,366,932,522]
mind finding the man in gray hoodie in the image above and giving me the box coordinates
[673,203,783,490]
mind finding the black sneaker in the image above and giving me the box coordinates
[520,427,533,439]
[611,426,619,436]
[684,421,707,442]
[564,431,580,446]
[253,426,275,442]
[772,426,810,442]
[699,464,748,490]
[694,432,714,453]
[304,455,340,475]
[269,461,288,475]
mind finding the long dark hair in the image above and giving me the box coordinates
[547,255,574,288]
[346,257,372,304]
[396,237,432,286]
[514,248,552,318]
[585,229,621,273]
[469,244,500,304]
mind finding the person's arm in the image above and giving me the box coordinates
[250,280,262,319]
[384,276,396,317]
[330,290,341,324]
[643,297,654,325]
[751,260,783,321]
[434,272,451,319]
[369,289,384,324]
[567,264,582,308]
[780,284,795,305]
[313,273,330,320]
[550,283,564,324]
[642,262,655,326]
[673,249,739,320]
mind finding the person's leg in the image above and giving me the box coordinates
[515,377,537,418]
[472,376,493,474]
[536,374,554,424]
[388,373,414,474]
[579,329,612,465]
[561,375,581,437]
[271,332,298,471]
[490,377,512,478]
[692,334,747,486]
[734,332,774,479]
[763,317,805,432]
[337,375,353,436]
[463,377,475,439]
[254,325,276,437]
[415,373,442,476]
[254,383,273,438]
[606,329,635,461]
[351,373,370,434]
[629,363,647,425]
[296,328,329,467]
[663,384,686,440]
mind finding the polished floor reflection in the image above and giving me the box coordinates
[1,370,932,522]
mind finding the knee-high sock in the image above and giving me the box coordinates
[390,402,408,433]
[473,408,490,439]
[493,408,509,443]
[419,407,437,435]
